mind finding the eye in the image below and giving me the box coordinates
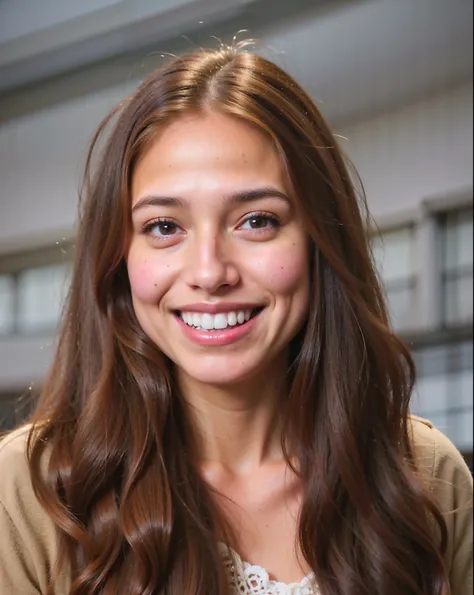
[142,218,183,238]
[238,213,281,232]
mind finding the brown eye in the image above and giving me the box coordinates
[248,216,269,229]
[155,222,178,236]
[239,213,281,232]
[143,219,182,238]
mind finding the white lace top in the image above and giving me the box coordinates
[219,543,319,595]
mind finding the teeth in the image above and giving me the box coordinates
[214,313,228,330]
[180,309,254,330]
[200,313,214,330]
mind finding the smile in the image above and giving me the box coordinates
[173,306,264,346]
[177,308,262,331]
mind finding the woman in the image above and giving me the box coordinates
[0,43,472,595]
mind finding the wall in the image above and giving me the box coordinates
[0,82,131,251]
[338,83,473,220]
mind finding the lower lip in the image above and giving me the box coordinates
[175,311,262,346]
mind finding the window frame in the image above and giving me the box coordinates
[437,205,473,329]
[0,241,73,338]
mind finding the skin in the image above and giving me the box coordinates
[128,111,311,583]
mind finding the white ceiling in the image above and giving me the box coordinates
[0,0,123,43]
[0,0,472,126]
[0,0,258,91]
[261,0,473,124]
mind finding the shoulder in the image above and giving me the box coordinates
[409,415,472,493]
[0,423,56,523]
[0,423,52,531]
[0,425,66,594]
[0,425,35,503]
[409,415,473,593]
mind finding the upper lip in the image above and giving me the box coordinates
[175,302,263,313]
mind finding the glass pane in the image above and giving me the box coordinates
[0,275,15,335]
[446,408,473,452]
[386,286,416,330]
[372,227,414,283]
[17,264,70,333]
[443,210,473,271]
[411,342,473,454]
[444,275,473,325]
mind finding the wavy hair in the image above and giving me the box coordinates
[27,44,448,594]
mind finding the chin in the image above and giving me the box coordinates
[177,356,264,387]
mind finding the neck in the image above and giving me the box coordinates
[177,357,288,474]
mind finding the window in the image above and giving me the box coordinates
[0,275,15,335]
[412,340,473,453]
[439,207,473,327]
[0,243,72,336]
[372,225,417,331]
[372,206,473,459]
[17,263,71,333]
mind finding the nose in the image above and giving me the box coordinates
[185,231,240,294]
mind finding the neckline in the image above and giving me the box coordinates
[218,542,316,590]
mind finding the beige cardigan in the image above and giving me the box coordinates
[0,416,472,594]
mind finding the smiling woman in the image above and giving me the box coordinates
[0,43,472,595]
[128,112,309,384]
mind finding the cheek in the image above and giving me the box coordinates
[127,253,166,303]
[250,243,310,296]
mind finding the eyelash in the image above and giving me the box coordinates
[141,218,180,236]
[141,212,281,239]
[238,211,281,232]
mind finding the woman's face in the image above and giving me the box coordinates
[128,111,310,386]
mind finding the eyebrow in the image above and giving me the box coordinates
[131,187,292,212]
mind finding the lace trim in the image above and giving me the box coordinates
[219,543,319,595]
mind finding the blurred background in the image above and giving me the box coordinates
[0,0,472,465]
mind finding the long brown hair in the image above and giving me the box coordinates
[27,43,448,594]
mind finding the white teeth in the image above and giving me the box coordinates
[180,309,258,330]
[214,313,228,329]
[200,313,214,330]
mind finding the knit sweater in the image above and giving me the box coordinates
[0,416,472,594]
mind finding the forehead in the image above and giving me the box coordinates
[131,112,289,204]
